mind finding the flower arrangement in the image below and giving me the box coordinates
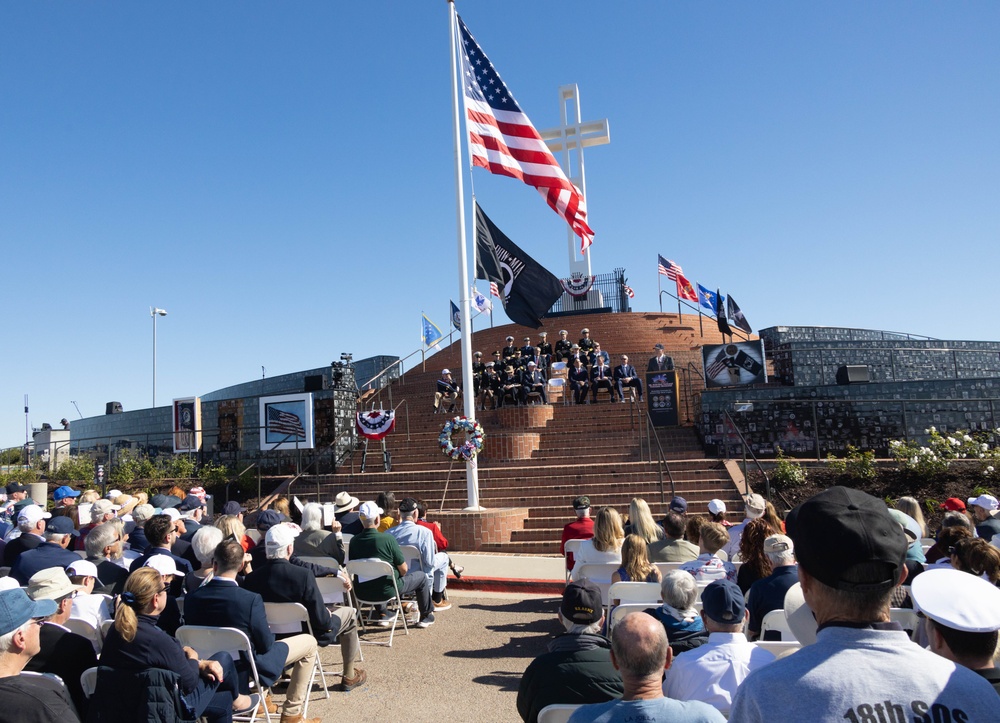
[439,417,486,461]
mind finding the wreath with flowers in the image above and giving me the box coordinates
[439,416,485,461]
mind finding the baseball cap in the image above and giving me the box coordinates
[150,494,181,510]
[67,560,99,579]
[46,517,79,537]
[0,589,57,637]
[911,568,1000,633]
[572,496,591,511]
[256,509,281,531]
[106,489,123,500]
[654,343,664,351]
[707,499,727,516]
[527,361,536,367]
[177,495,204,513]
[52,486,81,502]
[968,494,999,512]
[144,555,179,577]
[561,579,603,624]
[132,503,156,523]
[27,568,84,601]
[18,505,51,526]
[265,522,301,549]
[745,493,766,518]
[91,499,120,517]
[359,501,383,520]
[701,579,746,625]
[887,509,922,542]
[161,508,182,523]
[783,582,817,645]
[187,487,207,503]
[221,500,246,516]
[669,496,688,514]
[398,498,418,514]
[5,483,28,495]
[763,534,794,555]
[940,497,967,511]
[442,369,451,375]
[786,486,907,592]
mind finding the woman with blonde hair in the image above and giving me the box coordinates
[625,498,664,545]
[97,567,256,720]
[214,514,254,552]
[895,496,928,538]
[611,535,662,585]
[572,507,624,579]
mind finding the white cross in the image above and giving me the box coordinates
[539,84,610,277]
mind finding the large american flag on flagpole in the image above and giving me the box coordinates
[658,255,683,281]
[457,16,595,253]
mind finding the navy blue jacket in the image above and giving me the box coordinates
[128,527,150,554]
[10,541,81,585]
[2,532,42,566]
[183,578,288,687]
[243,558,336,646]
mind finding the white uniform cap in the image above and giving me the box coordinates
[911,568,1000,633]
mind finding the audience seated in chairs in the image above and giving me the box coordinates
[562,496,595,572]
[680,523,737,583]
[572,507,624,580]
[522,361,548,404]
[612,355,643,403]
[568,358,591,405]
[479,363,501,410]
[388,498,452,612]
[97,567,254,723]
[644,570,708,657]
[589,358,615,403]
[746,534,799,641]
[186,526,225,593]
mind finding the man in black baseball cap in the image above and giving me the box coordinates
[517,579,622,722]
[731,486,998,721]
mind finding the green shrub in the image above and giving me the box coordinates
[771,446,807,488]
[53,455,98,481]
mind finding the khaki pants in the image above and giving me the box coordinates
[280,633,318,717]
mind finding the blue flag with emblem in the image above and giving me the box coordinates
[697,284,723,316]
[421,313,443,348]
[450,300,461,331]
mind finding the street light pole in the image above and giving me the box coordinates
[151,307,168,407]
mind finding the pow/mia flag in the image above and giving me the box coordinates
[726,294,753,333]
[474,202,562,329]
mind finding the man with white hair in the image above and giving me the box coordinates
[0,588,79,722]
[746,534,799,640]
[82,521,129,594]
[10,517,80,585]
[243,523,366,699]
[721,493,766,559]
[389,498,451,612]
[663,580,774,717]
[2,505,49,567]
[348,501,435,628]
[294,502,345,564]
[517,579,623,723]
[968,493,1000,541]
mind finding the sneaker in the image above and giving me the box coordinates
[449,563,464,579]
[372,611,396,628]
[400,601,417,615]
[433,599,452,611]
[340,668,367,692]
[415,613,436,628]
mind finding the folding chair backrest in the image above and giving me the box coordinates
[609,603,652,633]
[346,558,398,602]
[296,555,341,572]
[753,640,801,658]
[315,575,348,606]
[64,617,101,652]
[760,609,795,641]
[245,529,262,544]
[80,666,99,699]
[263,601,312,636]
[398,544,423,574]
[537,703,581,723]
[889,607,920,637]
[176,624,253,661]
[653,561,685,576]
[573,563,621,605]
[608,581,661,609]
[341,533,353,562]
[547,377,565,388]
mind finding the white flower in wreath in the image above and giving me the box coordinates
[439,416,486,461]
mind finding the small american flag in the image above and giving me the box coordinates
[457,16,595,253]
[489,281,500,298]
[267,406,305,439]
[658,255,682,281]
[622,282,635,299]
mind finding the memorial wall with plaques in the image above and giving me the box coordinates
[699,326,1000,458]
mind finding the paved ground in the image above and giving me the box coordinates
[280,590,561,722]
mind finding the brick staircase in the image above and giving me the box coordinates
[287,312,746,555]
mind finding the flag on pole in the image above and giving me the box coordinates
[726,294,753,333]
[450,300,461,331]
[658,255,682,281]
[676,274,698,302]
[716,289,732,336]
[474,201,563,328]
[457,16,595,252]
[697,284,720,315]
[421,313,444,348]
[489,281,500,298]
[472,286,493,313]
[622,280,635,299]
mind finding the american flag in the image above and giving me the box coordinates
[267,406,305,439]
[457,16,595,253]
[489,281,500,298]
[658,255,682,281]
[622,282,635,299]
[706,349,731,379]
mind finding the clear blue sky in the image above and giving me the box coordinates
[2,2,998,449]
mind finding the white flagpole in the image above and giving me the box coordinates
[448,0,480,510]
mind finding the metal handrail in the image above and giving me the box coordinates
[641,410,676,506]
[723,409,772,502]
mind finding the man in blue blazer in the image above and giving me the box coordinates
[184,539,323,723]
[613,354,644,403]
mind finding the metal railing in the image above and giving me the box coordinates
[638,408,676,506]
[723,410,772,502]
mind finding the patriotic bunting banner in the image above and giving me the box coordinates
[356,409,396,440]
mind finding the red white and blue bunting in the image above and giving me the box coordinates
[356,410,395,440]
[560,274,596,298]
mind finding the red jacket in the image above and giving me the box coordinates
[417,518,448,552]
[561,517,595,569]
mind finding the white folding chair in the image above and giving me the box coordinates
[607,581,661,620]
[537,703,581,723]
[346,558,409,646]
[760,609,795,642]
[80,666,99,699]
[753,640,801,658]
[296,555,341,573]
[176,625,272,722]
[64,617,103,654]
[573,563,621,605]
[889,607,920,637]
[564,538,586,582]
[653,561,685,576]
[546,376,567,405]
[262,602,330,705]
[609,603,653,633]
[313,576,364,663]
[398,544,424,574]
